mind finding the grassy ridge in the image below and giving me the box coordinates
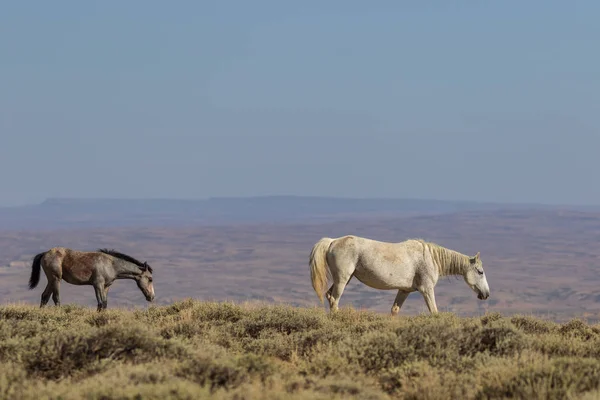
[1,301,600,399]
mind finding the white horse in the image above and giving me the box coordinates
[309,235,490,315]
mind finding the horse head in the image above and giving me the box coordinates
[463,252,490,300]
[136,262,155,302]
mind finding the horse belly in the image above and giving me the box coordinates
[62,265,94,285]
[353,267,414,291]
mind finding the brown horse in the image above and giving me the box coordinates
[28,247,155,311]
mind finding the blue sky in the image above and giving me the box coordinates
[1,1,598,206]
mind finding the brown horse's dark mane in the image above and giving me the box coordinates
[98,249,153,273]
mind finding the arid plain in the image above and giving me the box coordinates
[2,198,600,322]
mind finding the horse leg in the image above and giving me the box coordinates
[45,256,62,307]
[327,274,354,312]
[391,290,410,316]
[93,284,105,312]
[40,283,52,308]
[327,283,345,312]
[325,285,333,303]
[40,263,58,308]
[419,286,438,314]
[102,286,110,310]
[51,280,61,306]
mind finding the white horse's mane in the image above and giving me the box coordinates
[415,239,472,276]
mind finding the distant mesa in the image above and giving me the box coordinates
[0,196,598,231]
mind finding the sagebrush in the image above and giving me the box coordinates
[0,300,600,399]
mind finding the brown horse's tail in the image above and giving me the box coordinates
[309,237,334,304]
[29,251,47,290]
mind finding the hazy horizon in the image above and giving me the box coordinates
[2,2,599,207]
[5,194,600,209]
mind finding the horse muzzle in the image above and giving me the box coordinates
[477,291,490,300]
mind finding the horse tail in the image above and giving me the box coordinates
[29,251,47,290]
[309,237,335,304]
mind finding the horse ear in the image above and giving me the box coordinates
[470,252,480,264]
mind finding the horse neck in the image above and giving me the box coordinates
[113,259,142,280]
[428,244,470,277]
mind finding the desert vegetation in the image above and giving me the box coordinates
[1,301,600,399]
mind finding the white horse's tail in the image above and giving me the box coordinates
[309,237,334,304]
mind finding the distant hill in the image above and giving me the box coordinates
[0,196,598,230]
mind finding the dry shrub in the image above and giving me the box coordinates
[25,324,187,379]
[479,357,600,399]
[175,348,277,392]
[233,306,325,338]
[379,361,479,399]
[85,311,126,328]
[1,300,600,399]
[559,319,598,340]
[511,315,556,334]
[480,312,503,325]
[461,325,525,356]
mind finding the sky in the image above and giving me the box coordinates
[1,1,599,206]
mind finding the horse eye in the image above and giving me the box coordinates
[148,278,153,282]
[476,269,484,275]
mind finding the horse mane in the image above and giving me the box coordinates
[417,240,470,277]
[98,249,153,273]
